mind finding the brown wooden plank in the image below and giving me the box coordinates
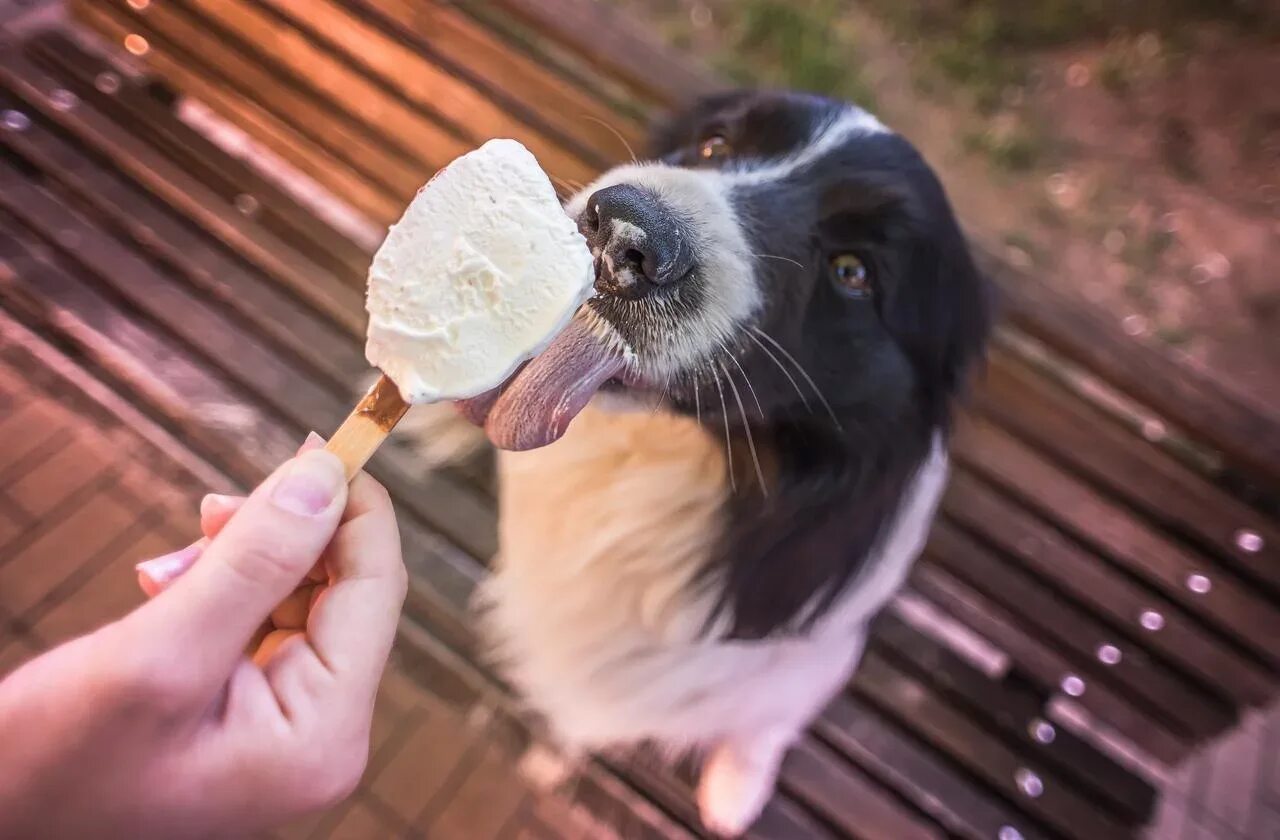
[0,226,302,485]
[982,250,1280,488]
[955,414,1280,666]
[747,797,837,840]
[427,740,530,839]
[568,765,699,840]
[31,525,159,646]
[166,0,594,185]
[250,0,605,180]
[907,564,1190,766]
[0,91,368,391]
[354,0,645,160]
[781,738,943,840]
[75,5,405,225]
[75,0,424,211]
[0,48,368,335]
[7,428,115,519]
[0,477,140,618]
[853,652,1133,840]
[481,0,718,108]
[0,633,40,677]
[323,797,394,840]
[924,520,1234,741]
[976,351,1280,596]
[0,167,351,437]
[0,398,71,477]
[816,695,1052,840]
[24,30,372,281]
[943,469,1276,705]
[0,501,24,550]
[367,702,484,824]
[0,210,494,563]
[871,610,1158,822]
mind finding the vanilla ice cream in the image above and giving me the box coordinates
[365,139,594,404]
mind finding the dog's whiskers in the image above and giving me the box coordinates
[751,253,805,270]
[580,113,639,165]
[744,330,812,415]
[717,358,767,496]
[718,340,765,420]
[750,326,843,432]
[692,369,703,427]
[710,366,737,493]
[550,174,585,195]
[650,372,671,417]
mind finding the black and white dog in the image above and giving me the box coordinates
[438,90,989,835]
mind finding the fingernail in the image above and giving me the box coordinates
[200,493,241,519]
[136,542,202,583]
[270,450,344,516]
[298,431,325,453]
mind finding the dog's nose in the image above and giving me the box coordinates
[582,184,694,299]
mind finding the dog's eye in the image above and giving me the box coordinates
[699,134,732,161]
[830,254,872,298]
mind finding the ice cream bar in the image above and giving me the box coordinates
[324,139,595,479]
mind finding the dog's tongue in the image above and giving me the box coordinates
[480,315,623,450]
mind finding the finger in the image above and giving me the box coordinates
[200,494,245,539]
[307,471,405,696]
[270,585,314,631]
[134,449,348,682]
[136,541,205,597]
[197,434,322,540]
[253,628,302,668]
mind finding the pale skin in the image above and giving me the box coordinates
[0,436,408,839]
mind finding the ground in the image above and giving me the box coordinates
[604,0,1280,420]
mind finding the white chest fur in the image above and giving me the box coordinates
[482,403,949,752]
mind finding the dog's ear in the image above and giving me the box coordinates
[648,89,757,157]
[879,191,992,424]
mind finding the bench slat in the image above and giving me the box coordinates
[872,611,1157,822]
[78,0,428,207]
[75,6,404,224]
[977,351,1280,596]
[481,0,719,109]
[909,562,1190,765]
[177,0,598,185]
[0,229,299,484]
[0,48,368,333]
[25,31,372,280]
[956,414,1280,666]
[781,738,944,840]
[854,652,1133,840]
[983,252,1280,489]
[0,96,367,391]
[817,695,1052,840]
[350,0,645,159]
[925,521,1234,741]
[944,469,1276,705]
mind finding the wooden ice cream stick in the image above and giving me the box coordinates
[324,374,410,481]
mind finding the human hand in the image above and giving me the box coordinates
[0,441,407,839]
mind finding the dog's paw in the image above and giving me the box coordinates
[517,742,577,792]
[696,741,780,838]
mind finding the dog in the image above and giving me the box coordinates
[428,90,990,835]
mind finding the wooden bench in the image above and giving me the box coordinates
[1,2,1278,837]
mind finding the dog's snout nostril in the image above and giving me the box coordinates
[586,184,695,298]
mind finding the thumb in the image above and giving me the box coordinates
[138,449,348,680]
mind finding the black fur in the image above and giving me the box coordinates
[660,92,989,638]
